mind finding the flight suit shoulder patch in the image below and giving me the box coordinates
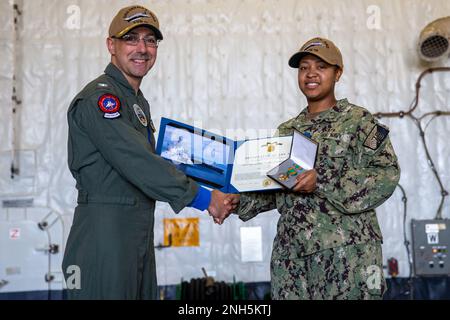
[363,124,389,150]
[97,94,121,119]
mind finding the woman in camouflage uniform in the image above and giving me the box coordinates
[231,37,400,300]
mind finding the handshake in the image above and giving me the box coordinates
[205,169,317,224]
[207,190,240,225]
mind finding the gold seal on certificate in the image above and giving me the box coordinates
[262,178,273,187]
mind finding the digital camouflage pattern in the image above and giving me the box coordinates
[271,242,385,299]
[237,99,400,299]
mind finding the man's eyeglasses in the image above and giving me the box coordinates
[114,34,160,48]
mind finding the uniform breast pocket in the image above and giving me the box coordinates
[127,109,149,138]
[135,123,149,139]
[318,133,352,171]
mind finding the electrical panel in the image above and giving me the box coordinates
[411,219,450,276]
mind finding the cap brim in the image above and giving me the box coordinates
[116,23,163,40]
[289,51,331,68]
[288,52,308,68]
[288,51,343,70]
[145,25,164,40]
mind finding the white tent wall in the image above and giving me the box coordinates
[0,2,13,168]
[0,0,449,292]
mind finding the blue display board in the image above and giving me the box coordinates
[156,117,237,193]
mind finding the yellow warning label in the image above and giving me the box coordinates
[164,218,199,247]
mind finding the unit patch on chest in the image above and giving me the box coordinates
[133,104,148,127]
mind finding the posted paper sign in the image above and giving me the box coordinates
[240,226,263,262]
[9,228,21,240]
[163,218,199,247]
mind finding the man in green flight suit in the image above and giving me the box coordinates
[62,5,234,300]
[226,37,401,299]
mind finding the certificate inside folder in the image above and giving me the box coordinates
[156,118,293,193]
[266,130,318,190]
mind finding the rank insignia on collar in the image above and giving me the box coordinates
[133,104,148,127]
[363,124,389,150]
[98,94,121,119]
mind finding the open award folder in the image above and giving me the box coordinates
[267,129,319,190]
[156,118,317,193]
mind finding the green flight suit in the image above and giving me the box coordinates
[237,99,400,300]
[62,63,198,300]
